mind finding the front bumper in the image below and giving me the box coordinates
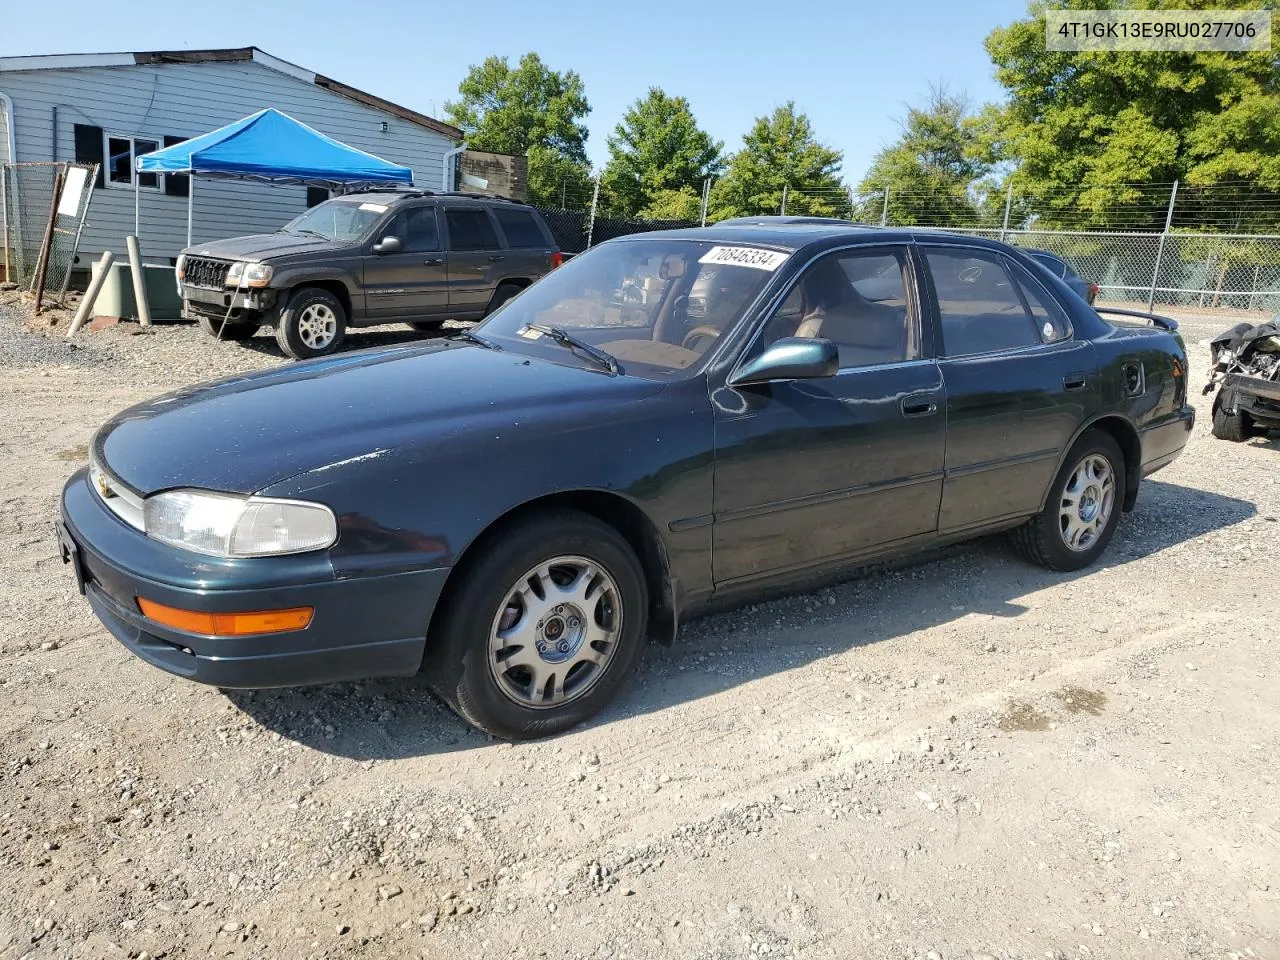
[181,284,277,321]
[59,469,448,688]
[1221,373,1280,424]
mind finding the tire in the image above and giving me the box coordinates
[407,319,445,332]
[423,509,649,740]
[275,287,346,360]
[483,282,524,317]
[1014,429,1126,572]
[197,313,259,341]
[1211,396,1251,443]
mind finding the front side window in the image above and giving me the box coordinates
[475,239,783,380]
[757,248,919,369]
[445,208,501,251]
[107,134,160,190]
[282,198,386,242]
[925,248,1042,356]
[388,206,440,252]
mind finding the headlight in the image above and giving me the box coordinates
[143,489,337,557]
[175,253,187,281]
[225,261,273,289]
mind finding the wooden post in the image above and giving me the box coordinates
[126,234,152,327]
[33,170,65,313]
[879,187,890,227]
[66,250,114,339]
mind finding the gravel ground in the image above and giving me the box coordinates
[0,295,1277,960]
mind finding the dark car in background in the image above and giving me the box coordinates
[1027,248,1099,304]
[176,191,562,359]
[60,220,1195,740]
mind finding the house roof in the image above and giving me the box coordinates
[0,46,463,141]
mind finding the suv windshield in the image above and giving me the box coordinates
[475,239,786,379]
[282,198,388,242]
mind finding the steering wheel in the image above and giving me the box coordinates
[681,324,723,351]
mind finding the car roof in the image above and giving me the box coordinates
[608,217,1027,257]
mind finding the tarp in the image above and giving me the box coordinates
[135,108,413,186]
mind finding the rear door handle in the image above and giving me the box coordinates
[901,393,940,418]
[1063,373,1090,392]
[487,255,505,263]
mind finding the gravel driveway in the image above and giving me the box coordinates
[1,296,1277,960]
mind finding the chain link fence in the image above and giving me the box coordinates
[944,228,1280,316]
[1,161,97,303]
[530,204,698,254]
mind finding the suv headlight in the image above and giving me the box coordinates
[175,253,187,281]
[225,261,273,289]
[143,489,337,557]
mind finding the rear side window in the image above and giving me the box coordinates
[445,208,501,251]
[1032,253,1067,279]
[1011,265,1071,343]
[493,207,547,248]
[925,248,1040,356]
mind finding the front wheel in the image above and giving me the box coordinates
[1211,396,1252,442]
[424,510,648,740]
[1014,430,1125,572]
[275,288,346,360]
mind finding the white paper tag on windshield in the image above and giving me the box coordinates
[698,246,789,271]
[359,202,388,213]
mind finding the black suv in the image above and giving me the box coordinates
[176,191,562,359]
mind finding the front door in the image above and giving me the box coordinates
[443,206,505,317]
[362,205,449,321]
[918,243,1100,533]
[712,245,947,586]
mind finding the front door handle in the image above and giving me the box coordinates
[1063,373,1090,392]
[901,393,940,418]
[487,255,505,263]
[424,257,444,265]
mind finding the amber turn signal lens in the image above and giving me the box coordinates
[137,598,313,636]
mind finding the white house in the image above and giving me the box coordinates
[0,47,462,268]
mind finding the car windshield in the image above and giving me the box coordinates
[474,238,786,379]
[282,198,388,242]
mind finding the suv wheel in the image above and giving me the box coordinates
[197,314,259,341]
[484,282,524,317]
[276,288,346,360]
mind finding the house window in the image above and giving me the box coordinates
[106,134,160,190]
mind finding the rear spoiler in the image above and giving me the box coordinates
[1093,306,1179,332]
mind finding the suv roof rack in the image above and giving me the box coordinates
[339,186,525,205]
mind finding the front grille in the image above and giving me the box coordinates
[184,256,231,290]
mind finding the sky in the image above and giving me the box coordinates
[1,0,1030,186]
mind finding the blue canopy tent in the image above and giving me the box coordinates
[135,108,413,247]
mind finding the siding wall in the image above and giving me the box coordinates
[0,59,456,263]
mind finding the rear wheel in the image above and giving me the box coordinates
[423,510,648,740]
[1211,395,1252,442]
[407,319,445,332]
[197,314,259,341]
[484,282,524,317]
[275,288,346,360]
[1014,430,1125,572]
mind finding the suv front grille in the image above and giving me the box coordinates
[184,257,231,290]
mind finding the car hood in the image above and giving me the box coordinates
[184,232,354,261]
[95,342,665,496]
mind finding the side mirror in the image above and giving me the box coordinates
[372,236,403,255]
[728,337,838,387]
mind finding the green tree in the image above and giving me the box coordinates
[708,103,846,220]
[984,0,1280,230]
[856,86,993,226]
[600,88,722,218]
[445,53,593,206]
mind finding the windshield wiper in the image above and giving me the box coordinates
[453,329,501,350]
[524,324,619,375]
[291,228,331,240]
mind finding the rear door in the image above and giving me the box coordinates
[492,205,557,281]
[362,204,449,321]
[920,243,1099,534]
[443,206,505,316]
